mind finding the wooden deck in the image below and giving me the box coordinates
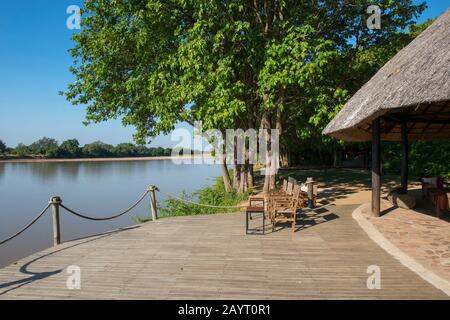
[0,205,448,299]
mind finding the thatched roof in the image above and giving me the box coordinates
[323,9,450,141]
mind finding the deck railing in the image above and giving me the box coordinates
[0,185,247,247]
[0,185,159,246]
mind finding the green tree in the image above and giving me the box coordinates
[82,141,114,158]
[59,139,81,158]
[154,147,165,157]
[64,0,426,192]
[277,2,429,169]
[383,140,450,179]
[29,137,59,157]
[136,145,151,156]
[115,143,138,157]
[13,143,30,157]
[45,148,63,158]
[164,148,172,156]
[0,140,6,154]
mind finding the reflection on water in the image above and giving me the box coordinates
[0,160,220,267]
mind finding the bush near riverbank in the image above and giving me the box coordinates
[135,177,251,223]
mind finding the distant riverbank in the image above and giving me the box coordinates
[0,154,212,164]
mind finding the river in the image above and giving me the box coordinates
[0,159,220,267]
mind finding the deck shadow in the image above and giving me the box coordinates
[257,206,340,233]
[0,226,140,296]
[295,207,340,232]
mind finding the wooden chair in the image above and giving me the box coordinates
[268,179,291,197]
[267,180,294,202]
[269,186,302,234]
[269,183,300,204]
[280,179,288,194]
[248,179,289,206]
[246,179,304,234]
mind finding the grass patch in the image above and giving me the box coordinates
[134,176,251,223]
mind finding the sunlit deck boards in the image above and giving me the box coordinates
[0,205,447,299]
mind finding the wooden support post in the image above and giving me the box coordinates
[306,178,315,209]
[50,196,62,246]
[372,118,381,217]
[148,185,158,221]
[401,119,409,194]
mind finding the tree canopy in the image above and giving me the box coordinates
[63,0,429,192]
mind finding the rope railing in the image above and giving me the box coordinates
[0,187,156,247]
[60,190,149,221]
[0,203,51,246]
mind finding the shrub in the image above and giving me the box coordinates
[134,177,250,222]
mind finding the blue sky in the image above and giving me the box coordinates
[0,1,448,148]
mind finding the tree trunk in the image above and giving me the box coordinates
[269,172,276,190]
[269,107,283,190]
[364,147,370,170]
[233,164,241,190]
[261,112,271,194]
[281,150,289,167]
[247,164,254,189]
[232,134,239,191]
[246,100,257,191]
[220,155,232,192]
[239,165,247,193]
[333,147,338,168]
[244,143,253,191]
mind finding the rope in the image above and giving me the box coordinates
[0,203,51,245]
[0,185,245,246]
[60,190,149,221]
[157,189,248,209]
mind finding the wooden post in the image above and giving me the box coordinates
[50,196,61,246]
[148,185,158,221]
[372,118,381,217]
[401,119,409,194]
[306,178,315,209]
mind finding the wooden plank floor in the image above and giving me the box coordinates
[0,205,448,299]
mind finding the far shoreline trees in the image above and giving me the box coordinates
[0,140,6,154]
[0,137,183,159]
